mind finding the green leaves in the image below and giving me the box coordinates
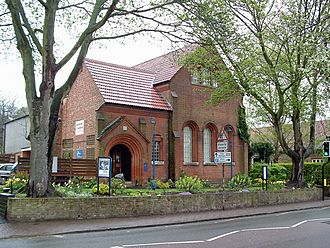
[175,174,203,193]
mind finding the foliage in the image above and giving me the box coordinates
[277,162,330,187]
[83,179,97,188]
[175,175,203,193]
[53,183,91,198]
[237,106,250,143]
[268,166,288,182]
[92,183,109,195]
[251,142,274,163]
[179,0,330,187]
[91,178,126,195]
[111,178,126,195]
[249,163,288,182]
[1,0,182,197]
[156,180,170,190]
[5,174,28,193]
[230,173,252,189]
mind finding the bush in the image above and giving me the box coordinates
[91,178,126,195]
[252,162,330,187]
[175,175,203,193]
[268,165,288,181]
[249,163,288,183]
[92,183,109,195]
[84,179,97,188]
[156,180,170,190]
[5,174,28,193]
[230,173,252,189]
[111,178,126,195]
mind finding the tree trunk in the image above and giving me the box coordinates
[28,101,51,197]
[290,151,305,187]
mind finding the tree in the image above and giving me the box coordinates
[250,142,274,164]
[0,0,181,197]
[179,0,330,186]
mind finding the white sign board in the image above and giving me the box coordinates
[75,120,84,136]
[217,141,228,151]
[219,152,232,163]
[52,156,58,173]
[98,157,111,178]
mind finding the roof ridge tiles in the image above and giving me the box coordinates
[84,58,155,76]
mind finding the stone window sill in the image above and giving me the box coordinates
[203,162,217,166]
[183,162,199,166]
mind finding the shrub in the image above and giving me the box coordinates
[249,163,288,183]
[84,179,97,188]
[252,162,330,187]
[91,178,126,195]
[5,174,28,193]
[175,175,203,193]
[92,183,109,195]
[111,178,126,195]
[230,173,252,189]
[268,165,288,181]
[156,180,170,190]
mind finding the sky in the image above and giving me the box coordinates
[0,36,175,107]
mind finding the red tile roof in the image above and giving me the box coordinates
[132,46,196,84]
[133,52,180,84]
[84,59,172,111]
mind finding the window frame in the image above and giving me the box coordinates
[183,121,199,165]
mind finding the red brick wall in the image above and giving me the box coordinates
[97,104,170,185]
[156,68,248,181]
[57,62,248,185]
[59,64,104,159]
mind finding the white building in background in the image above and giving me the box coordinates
[4,115,30,155]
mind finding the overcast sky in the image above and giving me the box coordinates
[0,37,175,107]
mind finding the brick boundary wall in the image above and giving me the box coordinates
[5,188,322,222]
[0,193,15,218]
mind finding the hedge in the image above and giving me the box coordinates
[252,162,330,186]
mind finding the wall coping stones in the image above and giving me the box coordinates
[5,188,322,222]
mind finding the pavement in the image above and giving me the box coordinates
[1,200,330,240]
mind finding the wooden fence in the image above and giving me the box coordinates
[0,154,15,163]
[15,157,97,183]
[52,158,97,182]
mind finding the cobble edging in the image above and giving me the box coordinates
[6,188,321,222]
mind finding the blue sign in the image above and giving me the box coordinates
[144,162,148,172]
[76,149,83,159]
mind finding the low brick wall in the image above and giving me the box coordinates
[6,188,322,222]
[0,193,15,218]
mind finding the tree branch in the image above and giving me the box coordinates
[56,0,120,71]
[37,0,47,8]
[15,0,43,54]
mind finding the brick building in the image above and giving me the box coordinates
[56,48,248,186]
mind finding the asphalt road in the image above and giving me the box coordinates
[1,207,330,248]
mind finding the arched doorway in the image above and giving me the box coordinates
[110,144,132,181]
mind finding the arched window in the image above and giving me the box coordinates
[183,126,192,163]
[203,128,211,163]
[203,123,217,164]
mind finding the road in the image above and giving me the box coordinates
[1,207,330,248]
